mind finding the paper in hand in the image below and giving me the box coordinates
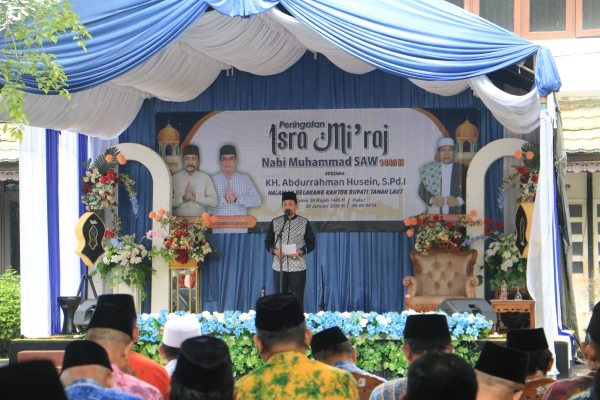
[282,244,297,255]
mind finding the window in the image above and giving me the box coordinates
[569,200,587,275]
[446,0,600,39]
[0,180,20,274]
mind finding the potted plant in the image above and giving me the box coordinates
[94,234,155,300]
[483,230,526,292]
[147,210,217,265]
[498,142,540,258]
[404,210,482,252]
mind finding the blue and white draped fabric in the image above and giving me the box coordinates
[527,94,572,375]
[20,127,52,337]
[58,131,85,300]
[1,0,559,93]
[0,0,560,138]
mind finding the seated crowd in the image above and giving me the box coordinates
[0,293,598,400]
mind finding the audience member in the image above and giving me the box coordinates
[235,293,359,399]
[60,340,142,400]
[159,316,202,376]
[0,360,67,400]
[402,352,477,400]
[370,314,453,399]
[171,336,235,400]
[86,304,164,400]
[97,294,171,398]
[506,328,554,397]
[543,302,600,400]
[474,341,529,400]
[311,326,386,383]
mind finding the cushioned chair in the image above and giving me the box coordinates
[350,372,383,400]
[403,248,478,312]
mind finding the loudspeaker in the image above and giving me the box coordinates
[73,299,97,333]
[438,298,497,325]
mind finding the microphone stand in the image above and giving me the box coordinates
[319,265,327,312]
[276,211,290,294]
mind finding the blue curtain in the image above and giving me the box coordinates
[4,0,559,94]
[202,232,415,313]
[78,134,88,278]
[120,52,505,313]
[46,130,61,334]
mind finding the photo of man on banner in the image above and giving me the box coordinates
[210,144,262,233]
[419,137,467,214]
[172,144,218,217]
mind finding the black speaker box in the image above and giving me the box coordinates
[438,298,497,325]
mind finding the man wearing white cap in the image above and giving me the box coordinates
[419,137,467,214]
[159,317,202,376]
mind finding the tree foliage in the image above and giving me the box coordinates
[0,0,91,139]
[0,268,20,356]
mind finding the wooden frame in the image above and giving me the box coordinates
[468,0,600,39]
[575,0,600,37]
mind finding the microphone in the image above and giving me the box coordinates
[284,210,291,216]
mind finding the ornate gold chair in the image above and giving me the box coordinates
[403,248,478,312]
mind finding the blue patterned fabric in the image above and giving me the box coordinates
[65,379,143,400]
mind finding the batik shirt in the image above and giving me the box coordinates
[65,378,143,400]
[369,377,407,400]
[332,361,387,383]
[542,371,595,400]
[570,386,595,400]
[265,215,316,272]
[111,362,164,400]
[235,351,359,400]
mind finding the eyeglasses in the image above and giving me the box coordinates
[220,156,236,162]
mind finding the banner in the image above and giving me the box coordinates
[156,108,480,232]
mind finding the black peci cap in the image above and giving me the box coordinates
[97,294,136,318]
[507,328,549,352]
[475,342,530,384]
[587,301,600,344]
[182,145,200,158]
[219,145,237,158]
[173,336,233,392]
[403,314,451,340]
[0,360,68,400]
[311,327,349,355]
[88,304,134,339]
[62,340,112,372]
[255,293,305,332]
[282,191,297,203]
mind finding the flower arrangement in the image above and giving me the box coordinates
[81,147,138,233]
[483,227,526,290]
[135,309,492,376]
[93,235,155,300]
[498,142,540,209]
[147,210,217,264]
[404,211,482,252]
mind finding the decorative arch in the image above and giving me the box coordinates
[115,143,172,312]
[466,138,527,297]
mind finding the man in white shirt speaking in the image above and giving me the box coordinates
[419,138,467,214]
